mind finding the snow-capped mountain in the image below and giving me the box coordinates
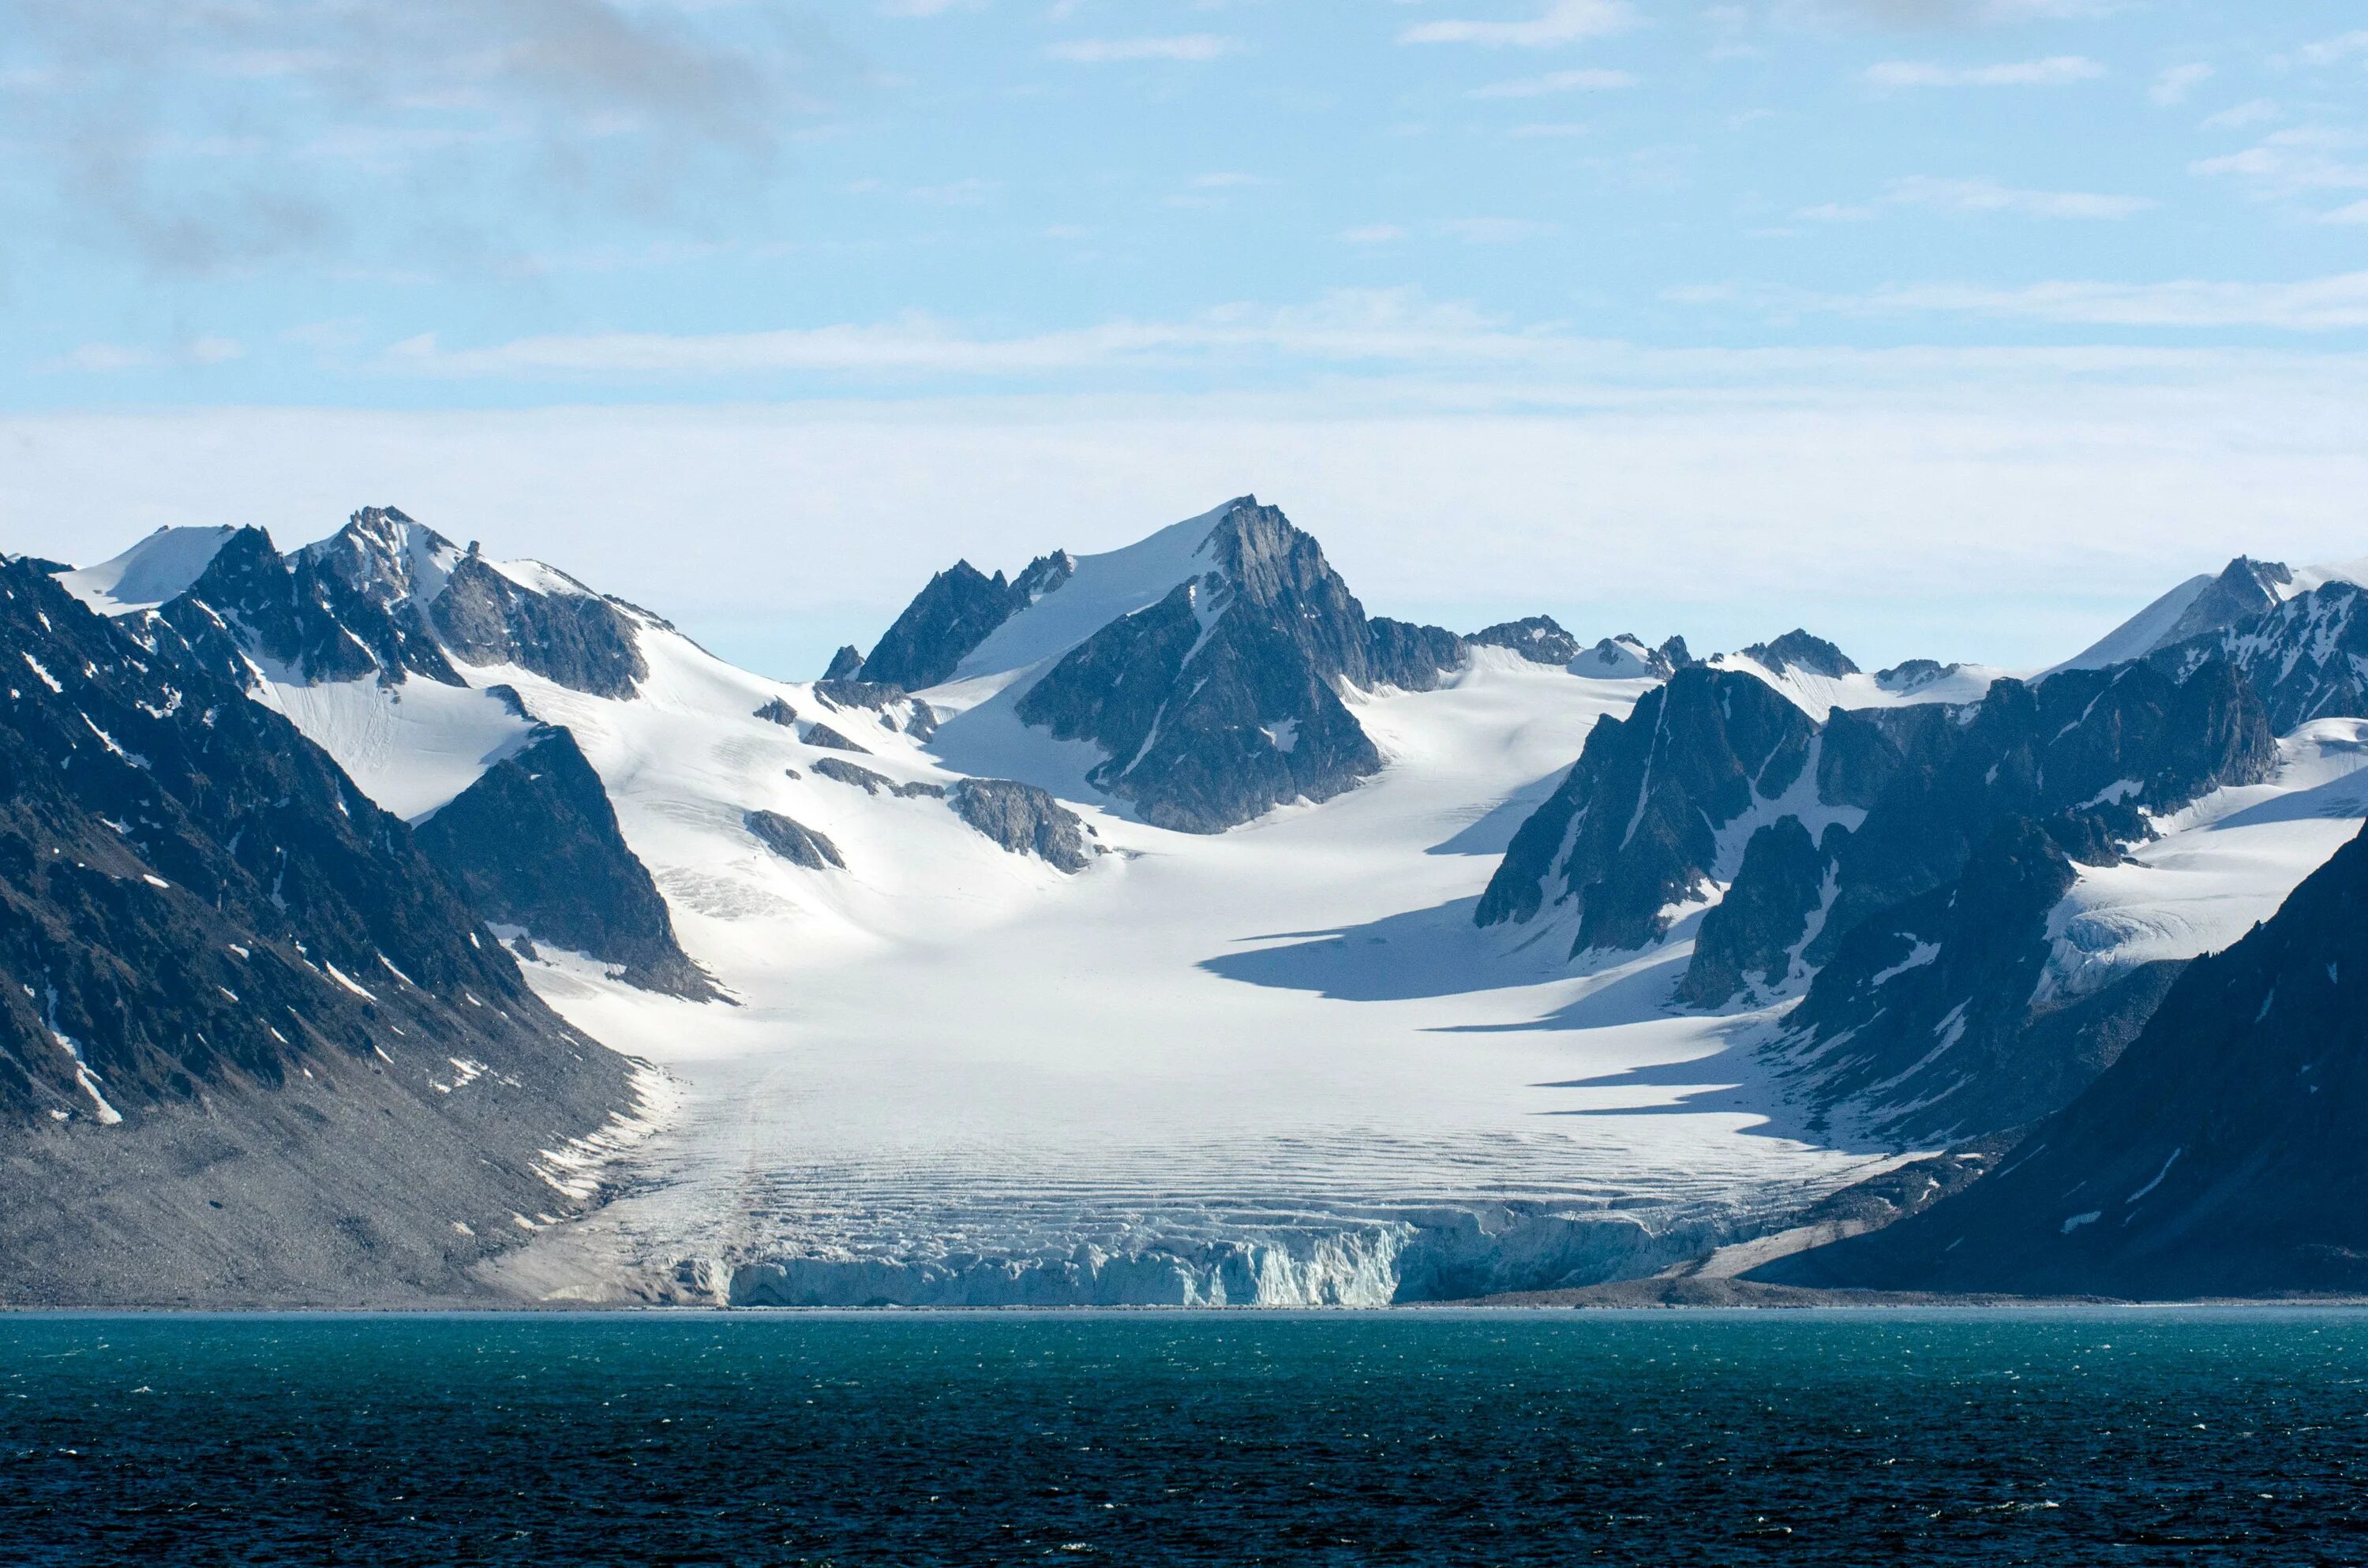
[0,556,643,1307]
[15,498,2368,1306]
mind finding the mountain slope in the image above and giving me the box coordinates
[0,559,644,1307]
[1766,819,2368,1298]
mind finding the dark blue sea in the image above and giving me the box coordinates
[6,1309,2366,1566]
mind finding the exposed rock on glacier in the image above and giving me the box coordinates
[744,809,845,870]
[948,778,1094,872]
[415,724,717,1001]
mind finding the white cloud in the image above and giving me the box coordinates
[2150,63,2213,107]
[1437,216,1559,242]
[1045,36,1242,63]
[2192,129,2368,200]
[1883,174,2156,219]
[38,335,245,372]
[2324,200,2368,226]
[2290,30,2368,69]
[1400,0,1637,49]
[2201,100,2280,131]
[1865,55,2105,87]
[1861,271,2368,330]
[1469,68,1637,97]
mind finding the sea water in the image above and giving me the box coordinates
[5,1309,2365,1565]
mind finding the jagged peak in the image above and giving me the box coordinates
[1737,629,1858,679]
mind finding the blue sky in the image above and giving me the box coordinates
[4,1,2366,675]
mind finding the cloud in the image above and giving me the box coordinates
[2150,63,2213,107]
[1865,56,2106,87]
[1400,0,1638,48]
[1883,175,2156,219]
[1860,272,2368,330]
[1045,36,1243,62]
[2192,129,2368,200]
[6,0,827,274]
[2325,200,2368,226]
[1436,216,1560,242]
[1469,68,1637,97]
[1794,0,2125,24]
[2290,31,2368,69]
[38,335,245,372]
[2201,100,2280,131]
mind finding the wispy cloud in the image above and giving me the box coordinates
[1045,35,1242,63]
[1401,0,1637,49]
[1797,0,2126,24]
[1437,216,1561,242]
[2202,100,2280,131]
[1469,68,1637,97]
[2149,63,2213,107]
[39,335,245,373]
[1866,56,2105,87]
[1860,272,2368,330]
[7,0,827,275]
[1884,175,2155,219]
[2192,129,2368,200]
[2288,30,2368,69]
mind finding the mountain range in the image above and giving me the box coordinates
[6,493,2367,1306]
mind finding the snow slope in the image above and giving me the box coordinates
[56,526,237,616]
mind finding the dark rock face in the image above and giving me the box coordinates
[1769,821,2368,1299]
[149,524,461,690]
[1675,818,1841,1009]
[743,810,844,870]
[1876,659,1959,694]
[1471,616,1582,666]
[802,723,870,754]
[822,645,864,682]
[2149,580,2368,734]
[0,560,635,1304]
[427,553,646,699]
[1014,498,1384,835]
[948,779,1093,873]
[2163,556,2295,648]
[414,727,714,1001]
[1475,667,1816,954]
[859,552,1078,690]
[753,698,799,727]
[811,757,942,799]
[1804,663,2275,977]
[1740,630,1858,679]
[857,562,1015,690]
[1366,617,1468,691]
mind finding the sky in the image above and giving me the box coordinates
[2,0,2366,677]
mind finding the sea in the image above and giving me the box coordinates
[5,1308,2365,1566]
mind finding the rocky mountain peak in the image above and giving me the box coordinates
[1470,615,1582,666]
[1740,630,1858,679]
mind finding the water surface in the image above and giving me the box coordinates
[6,1309,2364,1565]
